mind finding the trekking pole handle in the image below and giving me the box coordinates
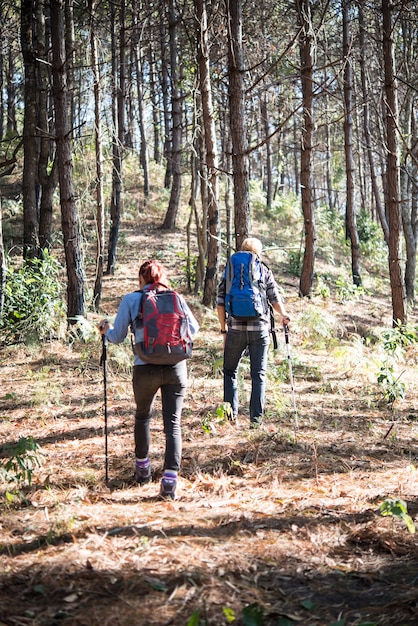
[284,323,290,344]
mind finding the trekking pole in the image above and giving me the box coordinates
[283,324,298,431]
[100,334,109,483]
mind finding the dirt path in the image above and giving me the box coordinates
[1,213,418,626]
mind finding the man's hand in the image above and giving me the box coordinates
[97,319,110,335]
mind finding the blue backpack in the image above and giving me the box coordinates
[224,252,267,320]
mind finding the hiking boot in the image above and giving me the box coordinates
[159,475,177,500]
[135,461,151,485]
[250,418,262,429]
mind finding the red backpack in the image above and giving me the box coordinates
[132,283,193,365]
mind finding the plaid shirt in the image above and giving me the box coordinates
[217,261,283,331]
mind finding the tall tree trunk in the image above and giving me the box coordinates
[89,0,105,310]
[382,0,406,325]
[107,0,125,274]
[160,0,172,189]
[343,0,361,286]
[296,0,315,298]
[358,3,388,242]
[50,0,84,321]
[197,0,220,307]
[132,0,149,199]
[37,0,58,251]
[64,0,75,138]
[226,0,250,250]
[161,0,182,230]
[261,94,273,212]
[148,42,161,164]
[21,0,39,259]
[398,14,417,305]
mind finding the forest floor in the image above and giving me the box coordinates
[1,202,418,626]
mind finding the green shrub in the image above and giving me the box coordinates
[0,250,65,344]
[0,436,44,488]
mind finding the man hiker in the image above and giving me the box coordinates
[217,237,290,427]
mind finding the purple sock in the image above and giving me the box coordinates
[136,458,150,469]
[163,470,177,480]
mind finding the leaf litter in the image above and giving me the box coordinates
[1,217,418,625]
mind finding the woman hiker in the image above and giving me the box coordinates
[98,259,199,500]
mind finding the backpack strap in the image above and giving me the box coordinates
[131,290,144,332]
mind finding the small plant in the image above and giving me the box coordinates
[0,250,65,344]
[335,275,364,303]
[315,275,331,299]
[0,436,44,490]
[376,364,405,407]
[298,304,342,350]
[287,248,302,277]
[202,402,233,434]
[380,321,418,360]
[380,498,415,534]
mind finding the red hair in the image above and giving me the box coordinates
[139,260,169,287]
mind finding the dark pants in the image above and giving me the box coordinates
[223,327,270,422]
[132,361,188,471]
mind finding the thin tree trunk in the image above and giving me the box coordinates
[37,0,58,251]
[147,42,161,164]
[107,0,125,274]
[50,0,84,320]
[89,0,105,310]
[21,0,39,258]
[161,0,182,230]
[382,0,406,325]
[343,0,361,286]
[160,0,172,189]
[358,3,388,242]
[226,0,250,250]
[197,0,220,307]
[132,0,149,199]
[296,0,315,298]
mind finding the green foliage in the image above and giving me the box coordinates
[222,607,236,623]
[0,251,65,344]
[380,321,418,360]
[376,322,418,407]
[187,610,204,626]
[202,402,233,433]
[376,364,405,407]
[380,498,415,534]
[357,209,385,261]
[335,275,364,303]
[314,275,331,299]
[297,304,342,350]
[0,436,44,488]
[287,249,302,277]
[242,603,264,626]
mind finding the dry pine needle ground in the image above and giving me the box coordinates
[1,219,418,626]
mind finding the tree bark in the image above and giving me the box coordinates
[21,0,39,258]
[197,0,220,307]
[50,0,85,320]
[107,0,125,274]
[161,0,182,230]
[296,0,315,298]
[343,0,361,286]
[132,0,149,199]
[358,3,388,242]
[382,0,406,325]
[226,0,250,250]
[37,0,58,252]
[89,0,105,310]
